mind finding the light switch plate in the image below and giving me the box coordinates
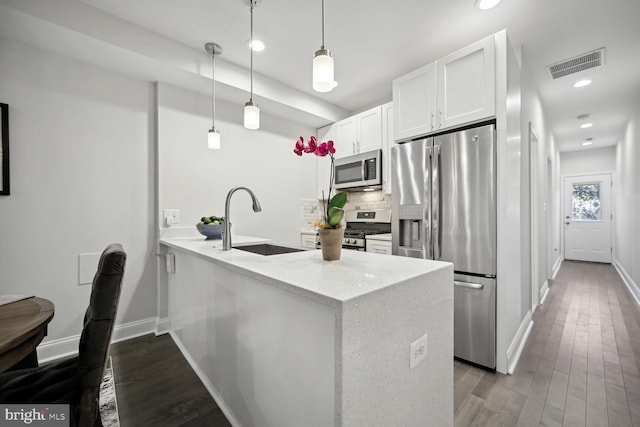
[78,253,101,285]
[164,209,180,226]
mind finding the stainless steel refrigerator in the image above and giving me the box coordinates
[391,123,496,369]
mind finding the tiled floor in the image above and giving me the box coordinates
[111,260,640,426]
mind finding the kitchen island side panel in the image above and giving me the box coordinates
[169,250,336,427]
[339,264,454,427]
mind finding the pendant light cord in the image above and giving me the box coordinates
[250,3,254,102]
[211,51,216,128]
[321,0,325,49]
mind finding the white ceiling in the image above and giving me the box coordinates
[3,0,640,152]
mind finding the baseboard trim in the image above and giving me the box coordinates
[539,280,549,305]
[613,259,640,306]
[506,310,533,375]
[37,317,158,364]
[169,331,243,427]
[155,316,171,335]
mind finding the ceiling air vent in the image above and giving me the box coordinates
[547,48,605,79]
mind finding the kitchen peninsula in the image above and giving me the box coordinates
[160,236,453,427]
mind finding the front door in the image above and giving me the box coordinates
[563,174,612,263]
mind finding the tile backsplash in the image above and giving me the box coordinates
[300,199,321,230]
[344,190,391,211]
[300,191,391,230]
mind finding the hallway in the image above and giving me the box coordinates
[454,261,640,426]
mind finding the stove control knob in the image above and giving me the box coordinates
[351,239,357,244]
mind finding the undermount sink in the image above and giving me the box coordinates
[233,243,304,256]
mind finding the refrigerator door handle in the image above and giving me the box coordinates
[425,144,433,259]
[432,144,441,260]
[454,280,484,290]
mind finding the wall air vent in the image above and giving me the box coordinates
[547,48,605,79]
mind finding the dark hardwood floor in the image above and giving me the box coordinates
[109,261,640,426]
[110,334,231,427]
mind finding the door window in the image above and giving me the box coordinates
[571,183,601,221]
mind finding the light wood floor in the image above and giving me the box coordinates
[110,260,640,426]
[455,261,640,426]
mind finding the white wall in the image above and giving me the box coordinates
[614,92,640,302]
[521,44,562,298]
[0,37,157,346]
[494,31,524,374]
[560,147,616,176]
[157,83,316,248]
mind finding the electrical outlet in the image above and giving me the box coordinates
[410,333,428,369]
[163,209,180,226]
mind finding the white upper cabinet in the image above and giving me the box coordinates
[393,34,496,141]
[393,62,436,142]
[316,123,335,199]
[436,35,495,131]
[334,106,383,158]
[357,106,383,154]
[334,117,357,158]
[381,102,394,194]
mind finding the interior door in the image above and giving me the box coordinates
[563,174,612,263]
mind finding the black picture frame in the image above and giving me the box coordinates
[0,103,9,196]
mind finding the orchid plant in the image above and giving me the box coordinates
[294,136,347,229]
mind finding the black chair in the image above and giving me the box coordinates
[0,243,127,427]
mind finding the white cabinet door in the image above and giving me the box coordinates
[436,35,495,131]
[366,240,392,255]
[334,117,357,158]
[316,124,335,199]
[357,106,383,153]
[393,62,436,142]
[381,102,394,194]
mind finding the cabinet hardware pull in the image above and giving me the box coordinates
[454,281,484,290]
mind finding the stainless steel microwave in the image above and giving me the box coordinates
[334,149,382,191]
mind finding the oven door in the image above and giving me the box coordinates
[342,244,365,251]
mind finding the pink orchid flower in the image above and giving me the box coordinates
[315,142,329,157]
[326,140,335,154]
[304,135,317,153]
[293,136,305,156]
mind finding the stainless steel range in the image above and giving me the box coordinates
[315,209,392,251]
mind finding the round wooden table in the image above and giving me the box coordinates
[0,297,55,373]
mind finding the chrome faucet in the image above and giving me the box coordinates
[223,186,262,250]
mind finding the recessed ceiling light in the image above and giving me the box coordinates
[580,123,593,129]
[582,141,593,146]
[574,79,592,88]
[247,39,265,52]
[475,0,501,9]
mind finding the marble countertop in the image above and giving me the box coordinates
[160,235,450,307]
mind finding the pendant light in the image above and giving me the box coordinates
[244,0,260,130]
[312,0,338,92]
[205,42,222,149]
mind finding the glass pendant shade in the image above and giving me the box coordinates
[313,49,338,92]
[208,128,221,150]
[244,101,260,130]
